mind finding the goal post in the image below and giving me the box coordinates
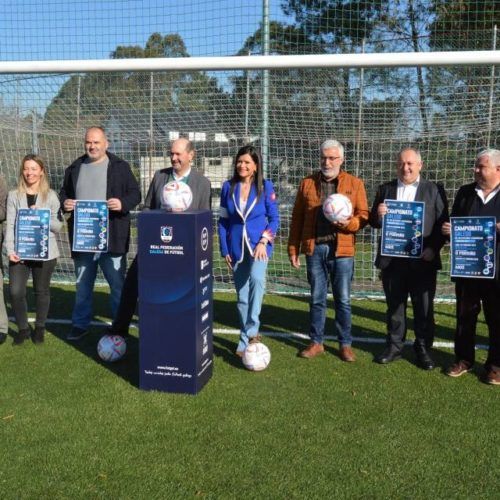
[0,49,498,298]
[0,50,498,73]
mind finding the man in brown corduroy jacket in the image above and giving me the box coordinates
[288,140,369,362]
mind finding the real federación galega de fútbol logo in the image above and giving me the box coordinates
[160,226,173,243]
[201,227,209,251]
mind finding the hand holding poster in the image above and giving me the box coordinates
[73,200,109,252]
[450,216,496,279]
[381,200,425,258]
[15,208,51,260]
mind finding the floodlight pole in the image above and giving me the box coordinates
[355,38,365,178]
[262,0,270,178]
[487,25,497,148]
[76,74,81,131]
[245,50,251,140]
[15,78,20,142]
[149,71,155,194]
[31,109,39,154]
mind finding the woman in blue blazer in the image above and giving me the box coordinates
[218,145,279,357]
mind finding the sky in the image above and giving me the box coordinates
[0,1,290,112]
[0,0,288,61]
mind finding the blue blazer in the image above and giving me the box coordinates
[218,179,279,264]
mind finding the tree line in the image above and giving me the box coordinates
[41,0,498,147]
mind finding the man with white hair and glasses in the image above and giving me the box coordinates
[442,149,500,385]
[288,140,369,363]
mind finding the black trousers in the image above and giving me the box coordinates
[112,255,138,334]
[9,258,57,330]
[381,259,437,351]
[454,279,500,369]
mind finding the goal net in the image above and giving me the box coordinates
[0,1,498,298]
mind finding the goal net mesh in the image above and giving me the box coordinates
[0,1,499,297]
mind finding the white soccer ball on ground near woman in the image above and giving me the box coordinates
[161,181,193,211]
[97,334,127,362]
[242,342,271,371]
[322,193,353,223]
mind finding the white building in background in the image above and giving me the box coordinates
[105,109,241,198]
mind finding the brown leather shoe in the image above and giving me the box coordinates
[446,360,471,377]
[299,342,324,358]
[249,335,262,345]
[485,368,500,385]
[340,345,356,362]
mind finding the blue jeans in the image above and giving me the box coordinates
[72,252,126,330]
[233,249,268,352]
[306,243,354,346]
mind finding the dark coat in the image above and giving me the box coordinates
[450,182,500,281]
[369,178,449,270]
[450,182,482,217]
[59,152,141,254]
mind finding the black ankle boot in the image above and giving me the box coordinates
[32,327,45,344]
[414,345,435,370]
[13,328,30,345]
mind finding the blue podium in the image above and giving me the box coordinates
[137,210,213,394]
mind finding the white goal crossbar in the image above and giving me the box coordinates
[1,50,499,74]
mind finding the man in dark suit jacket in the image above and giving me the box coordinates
[109,137,212,337]
[442,149,500,385]
[369,148,448,369]
[60,126,141,340]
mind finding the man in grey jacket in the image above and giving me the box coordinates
[109,137,211,337]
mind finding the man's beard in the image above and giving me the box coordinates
[321,167,337,180]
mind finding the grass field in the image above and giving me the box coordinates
[0,286,498,499]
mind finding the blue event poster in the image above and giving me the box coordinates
[450,216,496,279]
[73,200,109,252]
[15,208,51,260]
[381,199,425,258]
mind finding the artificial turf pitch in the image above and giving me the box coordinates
[0,287,498,499]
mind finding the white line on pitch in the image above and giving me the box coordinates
[32,318,487,351]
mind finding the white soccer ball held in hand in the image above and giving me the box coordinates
[322,193,353,223]
[162,181,193,212]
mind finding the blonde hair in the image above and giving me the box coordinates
[18,154,50,203]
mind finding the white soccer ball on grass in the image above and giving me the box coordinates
[97,335,127,362]
[242,342,271,371]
